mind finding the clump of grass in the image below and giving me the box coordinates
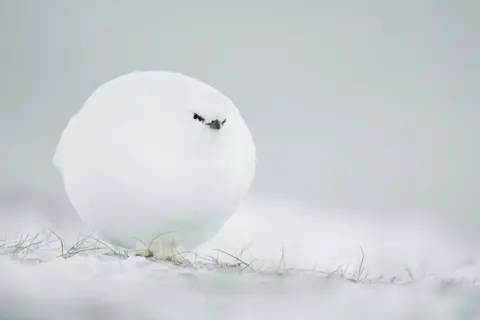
[0,228,419,285]
[0,233,45,256]
[0,227,129,261]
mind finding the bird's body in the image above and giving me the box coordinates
[53,71,256,257]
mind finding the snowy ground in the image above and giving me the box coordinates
[1,197,479,320]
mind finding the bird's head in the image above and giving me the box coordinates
[188,90,238,132]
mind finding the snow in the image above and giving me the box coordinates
[202,198,479,279]
[53,71,256,256]
[0,254,478,320]
[1,197,480,319]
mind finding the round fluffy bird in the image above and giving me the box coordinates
[53,71,256,258]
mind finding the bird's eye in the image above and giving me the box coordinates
[193,113,205,123]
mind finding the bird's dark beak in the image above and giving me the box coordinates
[207,120,222,130]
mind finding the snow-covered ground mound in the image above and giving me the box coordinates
[1,253,479,320]
[1,197,479,319]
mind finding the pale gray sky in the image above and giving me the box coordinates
[0,1,479,237]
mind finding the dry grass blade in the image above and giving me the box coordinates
[325,266,343,279]
[342,263,350,278]
[67,230,97,253]
[148,231,178,248]
[192,252,221,266]
[277,245,286,273]
[91,237,124,257]
[213,249,255,271]
[132,231,178,258]
[355,246,366,282]
[45,225,65,257]
[404,264,414,281]
[283,267,331,276]
[15,233,42,254]
[132,237,149,250]
[132,231,178,251]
